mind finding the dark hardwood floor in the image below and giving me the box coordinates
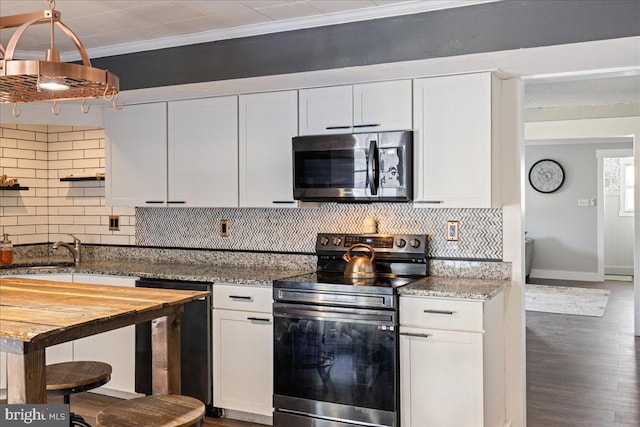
[526,278,639,427]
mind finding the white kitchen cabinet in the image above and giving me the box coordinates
[71,274,138,395]
[413,72,502,208]
[106,97,238,207]
[353,80,412,131]
[212,284,273,417]
[0,274,74,392]
[105,102,167,207]
[299,80,412,135]
[239,91,299,207]
[399,292,505,427]
[299,85,353,135]
[168,97,239,207]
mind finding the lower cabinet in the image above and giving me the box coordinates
[399,293,505,427]
[212,284,273,417]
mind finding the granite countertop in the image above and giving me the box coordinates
[398,276,509,300]
[1,257,510,299]
[0,257,311,286]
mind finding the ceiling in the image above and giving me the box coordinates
[0,0,484,57]
[1,0,638,110]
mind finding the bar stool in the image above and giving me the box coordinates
[46,361,113,404]
[96,395,205,427]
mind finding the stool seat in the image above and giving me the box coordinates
[47,361,112,399]
[96,395,205,427]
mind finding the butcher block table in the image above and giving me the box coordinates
[0,277,211,404]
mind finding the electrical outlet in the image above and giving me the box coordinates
[446,220,459,241]
[108,215,120,231]
[577,199,589,207]
[219,220,229,237]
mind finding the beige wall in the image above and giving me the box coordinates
[0,124,135,246]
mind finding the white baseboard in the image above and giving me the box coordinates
[89,387,144,400]
[224,409,272,425]
[605,266,634,276]
[529,268,601,282]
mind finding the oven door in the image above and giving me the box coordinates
[273,303,397,427]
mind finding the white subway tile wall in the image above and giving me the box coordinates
[0,124,135,245]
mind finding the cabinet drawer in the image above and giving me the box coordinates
[400,297,483,332]
[213,283,272,312]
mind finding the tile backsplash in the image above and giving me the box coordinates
[2,124,503,260]
[137,205,503,259]
[0,124,135,245]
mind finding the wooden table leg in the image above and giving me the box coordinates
[151,314,181,395]
[6,349,46,403]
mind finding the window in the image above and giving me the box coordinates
[619,158,634,216]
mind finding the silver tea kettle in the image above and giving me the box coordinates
[342,243,376,278]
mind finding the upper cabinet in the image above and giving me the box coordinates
[105,102,167,207]
[299,80,412,135]
[168,97,238,207]
[239,90,299,208]
[105,97,238,207]
[413,72,502,208]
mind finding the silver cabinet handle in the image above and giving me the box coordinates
[272,201,295,204]
[145,200,164,204]
[414,201,444,204]
[229,295,252,300]
[400,332,430,338]
[326,125,351,130]
[247,317,271,323]
[423,309,455,315]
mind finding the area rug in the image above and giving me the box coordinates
[525,284,610,317]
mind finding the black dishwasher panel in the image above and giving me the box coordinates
[135,278,212,408]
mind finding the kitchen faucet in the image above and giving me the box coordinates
[52,234,81,265]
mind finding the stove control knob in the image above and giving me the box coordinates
[332,237,343,246]
[409,239,421,248]
[395,238,407,248]
[319,236,330,246]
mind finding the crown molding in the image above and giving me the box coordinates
[21,0,494,61]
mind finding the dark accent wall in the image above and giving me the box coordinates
[91,0,640,91]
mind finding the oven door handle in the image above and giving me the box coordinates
[274,305,394,326]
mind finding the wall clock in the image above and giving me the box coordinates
[529,159,565,193]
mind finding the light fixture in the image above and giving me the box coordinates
[0,0,122,116]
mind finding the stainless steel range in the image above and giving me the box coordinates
[273,233,428,427]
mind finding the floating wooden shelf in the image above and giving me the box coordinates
[60,176,105,182]
[0,186,29,190]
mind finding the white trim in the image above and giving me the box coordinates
[30,0,497,61]
[527,137,633,146]
[529,269,602,282]
[596,148,634,158]
[605,266,635,276]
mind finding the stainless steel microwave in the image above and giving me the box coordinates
[292,131,413,202]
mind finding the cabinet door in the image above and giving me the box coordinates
[212,309,273,416]
[105,102,167,207]
[299,85,352,135]
[71,274,138,395]
[168,97,239,207]
[400,327,484,427]
[239,91,298,207]
[0,274,73,391]
[353,80,412,131]
[413,73,494,208]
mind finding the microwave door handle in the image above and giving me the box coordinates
[367,140,379,195]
